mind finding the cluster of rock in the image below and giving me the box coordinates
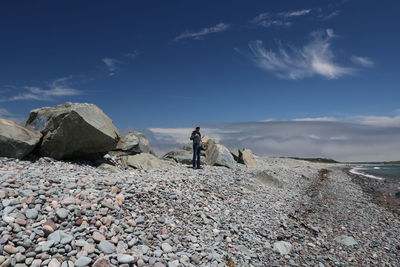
[163,138,257,169]
[0,102,257,170]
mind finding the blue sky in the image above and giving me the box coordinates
[1,0,400,160]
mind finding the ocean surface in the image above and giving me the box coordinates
[350,165,400,180]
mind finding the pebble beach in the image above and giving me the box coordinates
[0,156,399,266]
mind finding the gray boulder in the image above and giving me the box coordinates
[272,241,292,255]
[205,143,236,168]
[239,149,257,166]
[0,118,42,159]
[114,131,152,155]
[121,153,167,170]
[25,102,119,160]
[228,147,241,162]
[334,235,358,246]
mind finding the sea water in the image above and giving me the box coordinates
[350,165,400,180]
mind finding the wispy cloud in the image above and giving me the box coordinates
[248,29,355,79]
[1,77,82,102]
[0,108,14,117]
[124,50,140,59]
[251,8,312,28]
[319,10,340,21]
[174,23,230,41]
[351,56,374,67]
[102,58,120,76]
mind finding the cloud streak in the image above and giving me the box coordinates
[147,113,400,162]
[248,29,355,79]
[351,56,374,67]
[102,58,120,76]
[0,77,82,102]
[251,8,312,28]
[174,23,230,41]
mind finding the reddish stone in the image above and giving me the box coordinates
[92,257,110,267]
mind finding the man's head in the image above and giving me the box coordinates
[195,125,200,131]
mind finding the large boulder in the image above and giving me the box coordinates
[114,131,152,155]
[228,147,241,162]
[254,171,283,188]
[25,102,119,160]
[0,119,42,159]
[121,153,167,170]
[239,149,257,166]
[205,144,236,168]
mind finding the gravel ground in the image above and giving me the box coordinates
[0,156,399,266]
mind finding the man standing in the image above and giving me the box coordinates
[190,125,202,169]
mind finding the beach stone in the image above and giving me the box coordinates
[205,143,236,168]
[26,209,38,219]
[273,241,292,255]
[48,258,61,267]
[31,259,42,267]
[121,153,166,170]
[161,242,173,253]
[117,254,136,264]
[43,225,55,236]
[4,244,19,254]
[92,257,110,267]
[154,263,166,267]
[75,257,92,267]
[56,208,69,219]
[98,240,116,254]
[25,102,120,160]
[2,216,14,224]
[334,235,358,246]
[0,118,42,159]
[92,232,106,242]
[15,253,26,263]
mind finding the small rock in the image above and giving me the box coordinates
[56,208,69,220]
[161,242,173,253]
[92,232,106,242]
[334,235,358,246]
[26,209,38,219]
[48,258,61,267]
[75,257,92,267]
[273,241,292,255]
[117,254,136,264]
[4,244,19,254]
[92,257,110,267]
[98,240,116,254]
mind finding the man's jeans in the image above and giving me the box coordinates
[192,144,201,168]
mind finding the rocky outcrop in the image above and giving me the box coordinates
[0,118,42,159]
[239,149,257,167]
[205,143,236,168]
[121,153,166,170]
[114,131,152,155]
[25,102,119,160]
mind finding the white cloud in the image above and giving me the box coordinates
[351,56,374,67]
[293,117,337,122]
[1,77,82,102]
[174,23,230,41]
[248,29,355,79]
[251,9,312,28]
[102,57,120,75]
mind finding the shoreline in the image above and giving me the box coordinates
[345,167,400,215]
